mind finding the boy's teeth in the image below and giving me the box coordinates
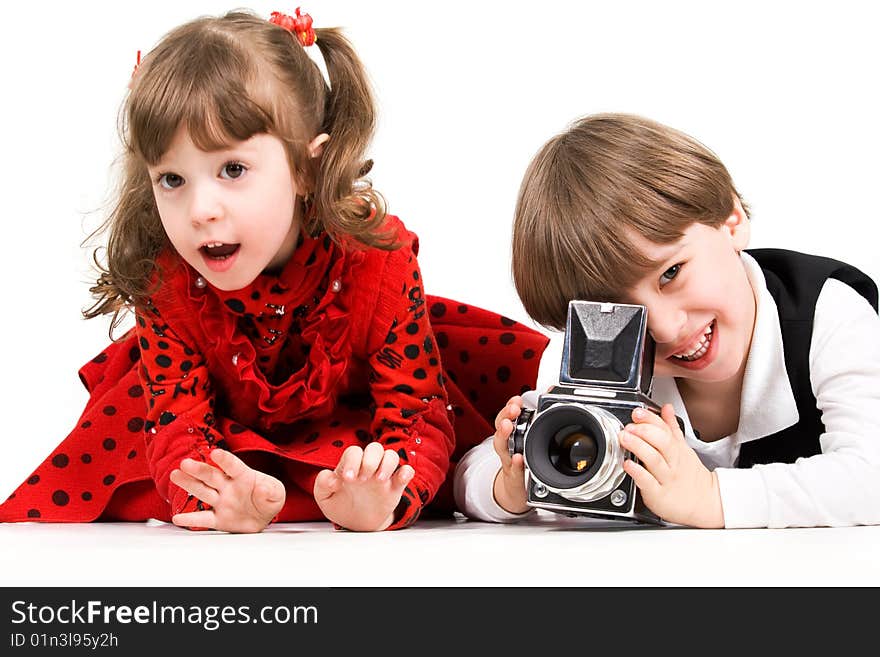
[673,322,714,360]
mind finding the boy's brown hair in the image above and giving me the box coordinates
[512,113,748,330]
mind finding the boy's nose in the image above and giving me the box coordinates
[647,305,687,346]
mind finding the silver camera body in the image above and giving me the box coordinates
[509,301,671,524]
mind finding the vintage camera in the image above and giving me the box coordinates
[509,300,679,524]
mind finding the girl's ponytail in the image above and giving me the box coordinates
[311,28,395,249]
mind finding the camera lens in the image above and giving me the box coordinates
[550,425,599,476]
[523,402,626,499]
[523,404,609,490]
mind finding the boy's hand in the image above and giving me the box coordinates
[313,442,414,532]
[491,396,530,514]
[169,449,286,533]
[620,404,724,528]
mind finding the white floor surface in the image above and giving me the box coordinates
[3,512,878,587]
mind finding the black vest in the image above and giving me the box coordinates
[735,249,878,468]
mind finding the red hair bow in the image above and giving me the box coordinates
[128,50,141,90]
[270,8,317,47]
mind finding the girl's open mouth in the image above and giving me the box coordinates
[199,242,241,273]
[200,242,241,259]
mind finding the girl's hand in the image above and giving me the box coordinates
[620,404,724,528]
[169,449,285,533]
[313,442,414,532]
[491,396,529,514]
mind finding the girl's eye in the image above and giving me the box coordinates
[220,162,246,180]
[158,173,184,190]
[660,263,682,286]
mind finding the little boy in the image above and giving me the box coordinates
[454,114,880,528]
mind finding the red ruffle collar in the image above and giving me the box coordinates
[210,231,333,318]
[166,230,365,428]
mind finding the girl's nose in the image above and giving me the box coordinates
[189,185,223,227]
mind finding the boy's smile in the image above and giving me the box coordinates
[667,319,717,369]
[623,204,757,384]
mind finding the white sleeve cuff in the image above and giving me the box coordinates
[453,437,536,523]
[714,467,770,528]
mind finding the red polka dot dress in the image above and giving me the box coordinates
[0,216,548,528]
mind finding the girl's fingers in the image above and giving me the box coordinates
[171,510,217,530]
[375,449,400,482]
[179,458,228,490]
[358,442,385,481]
[389,464,415,496]
[313,469,342,501]
[208,448,249,479]
[170,469,219,506]
[253,476,285,506]
[335,446,365,482]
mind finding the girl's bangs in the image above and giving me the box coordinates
[128,47,274,163]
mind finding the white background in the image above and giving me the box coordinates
[0,1,878,579]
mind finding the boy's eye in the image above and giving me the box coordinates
[158,173,184,190]
[660,263,682,286]
[220,162,246,180]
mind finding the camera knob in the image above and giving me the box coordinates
[508,408,534,457]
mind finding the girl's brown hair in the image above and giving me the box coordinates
[85,10,392,335]
[512,113,748,330]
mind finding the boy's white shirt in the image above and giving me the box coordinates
[453,252,880,528]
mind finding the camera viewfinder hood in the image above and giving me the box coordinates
[560,301,655,395]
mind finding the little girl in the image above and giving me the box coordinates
[0,9,547,532]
